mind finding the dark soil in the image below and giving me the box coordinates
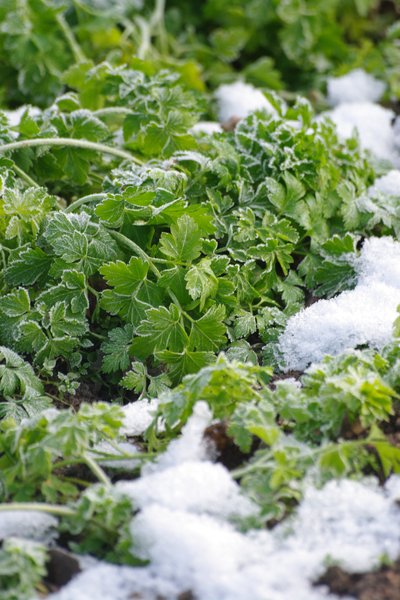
[316,560,400,600]
[46,548,81,588]
[203,421,252,470]
[382,404,400,448]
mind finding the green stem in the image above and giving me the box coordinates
[94,107,132,118]
[89,331,106,341]
[87,285,100,299]
[83,452,111,486]
[136,16,152,59]
[56,13,86,63]
[0,502,75,517]
[0,138,143,165]
[151,0,168,56]
[91,450,154,461]
[12,163,40,188]
[109,230,161,277]
[65,193,107,213]
[231,438,368,479]
[62,476,92,488]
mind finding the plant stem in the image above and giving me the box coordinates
[0,502,75,517]
[62,476,92,488]
[89,331,106,341]
[65,193,107,213]
[83,452,111,486]
[151,0,168,56]
[94,107,132,118]
[91,450,153,461]
[87,284,100,299]
[56,13,86,63]
[12,163,40,188]
[0,138,143,165]
[109,230,161,277]
[136,16,152,59]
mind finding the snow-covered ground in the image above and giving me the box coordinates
[325,69,398,165]
[46,404,400,600]
[279,236,400,370]
[327,69,385,105]
[214,81,276,123]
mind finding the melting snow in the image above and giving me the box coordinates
[50,475,400,600]
[1,106,40,127]
[368,169,400,196]
[327,69,385,105]
[279,236,400,371]
[0,511,57,544]
[144,401,212,471]
[120,398,159,436]
[326,102,398,165]
[191,121,223,134]
[91,440,142,471]
[49,406,400,600]
[215,81,275,123]
[117,461,255,518]
[117,403,255,517]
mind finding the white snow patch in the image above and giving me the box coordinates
[368,169,400,197]
[327,69,385,106]
[1,106,40,127]
[356,172,400,234]
[120,398,159,436]
[215,81,275,123]
[144,401,213,473]
[279,478,400,573]
[47,563,180,600]
[326,102,398,165]
[117,400,255,517]
[91,440,142,471]
[279,236,400,370]
[394,116,400,150]
[191,121,223,134]
[117,461,255,518]
[49,405,400,599]
[52,476,400,600]
[0,511,57,544]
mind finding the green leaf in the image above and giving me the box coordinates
[100,258,163,324]
[185,259,218,309]
[189,305,227,351]
[101,325,134,373]
[134,304,187,356]
[37,270,89,314]
[157,348,214,384]
[100,258,149,294]
[5,247,52,286]
[45,212,119,276]
[0,187,56,243]
[233,310,257,338]
[0,288,30,318]
[69,110,108,141]
[159,215,203,262]
[120,362,147,393]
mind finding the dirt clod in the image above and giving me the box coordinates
[316,560,400,600]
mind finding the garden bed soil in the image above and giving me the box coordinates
[316,560,400,600]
